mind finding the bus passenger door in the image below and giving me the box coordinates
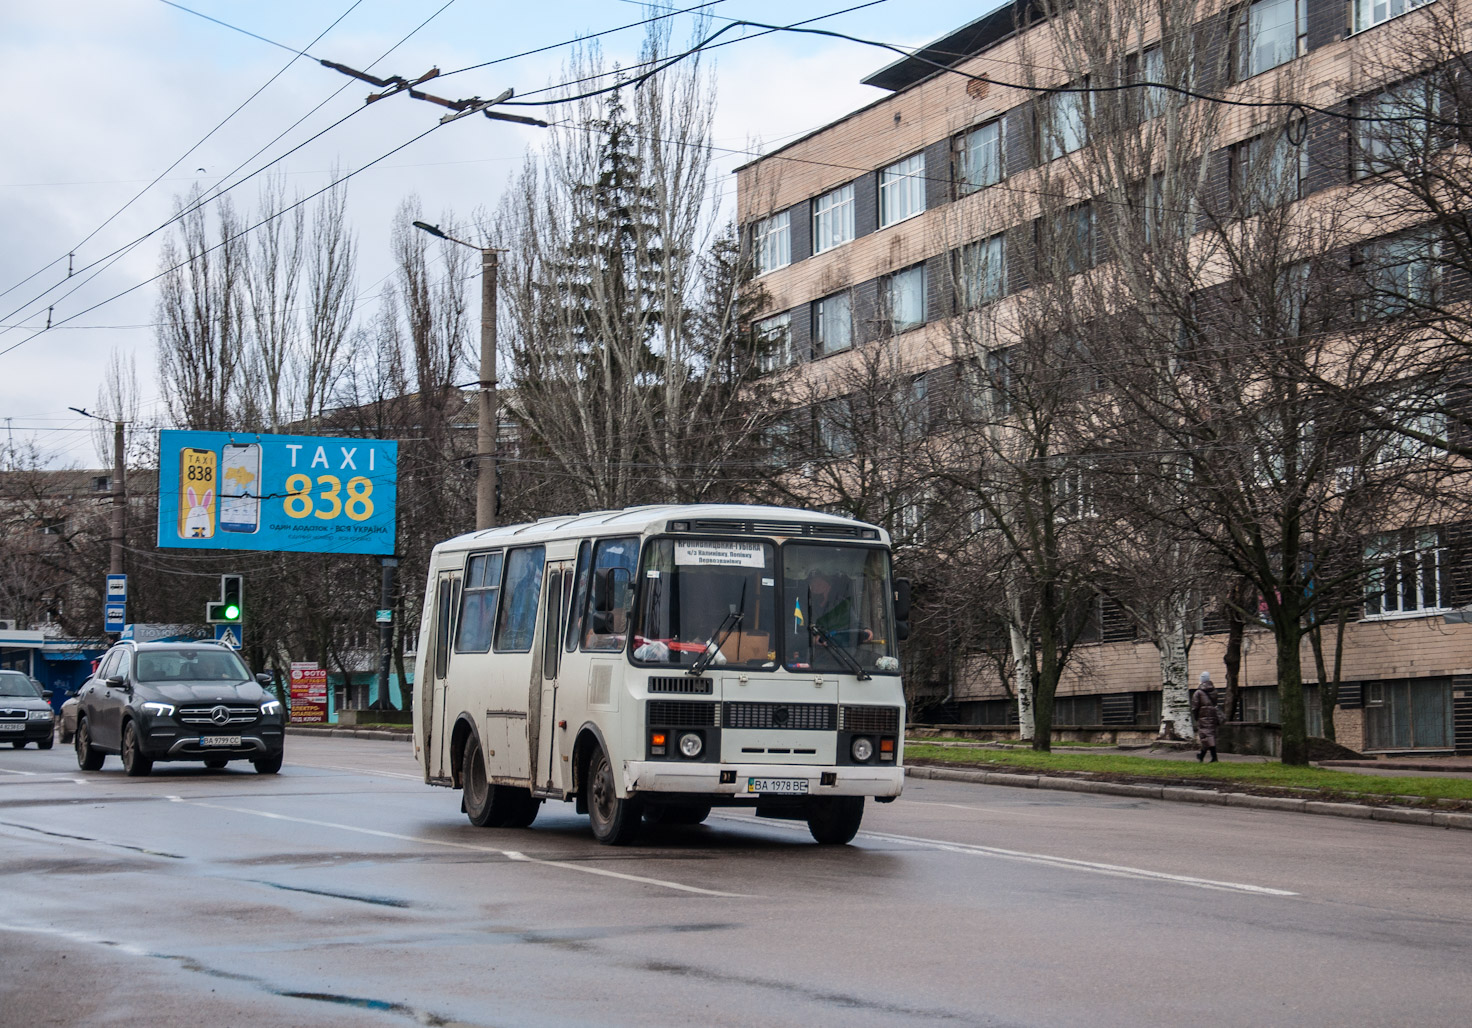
[535,562,572,792]
[424,569,460,782]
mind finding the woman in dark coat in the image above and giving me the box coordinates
[1191,671,1221,763]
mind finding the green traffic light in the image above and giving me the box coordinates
[224,604,240,620]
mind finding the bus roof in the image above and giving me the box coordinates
[429,503,891,556]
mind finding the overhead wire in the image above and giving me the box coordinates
[0,0,367,310]
[0,0,461,340]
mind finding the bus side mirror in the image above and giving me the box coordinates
[896,621,911,642]
[592,568,616,613]
[893,578,912,623]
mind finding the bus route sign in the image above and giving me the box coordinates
[156,430,397,555]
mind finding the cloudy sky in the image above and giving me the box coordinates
[0,0,987,468]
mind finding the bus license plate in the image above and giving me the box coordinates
[747,777,808,795]
[200,735,241,748]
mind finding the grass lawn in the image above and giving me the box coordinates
[903,742,1472,804]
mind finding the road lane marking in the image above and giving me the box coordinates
[0,767,37,776]
[165,796,749,898]
[713,814,1295,896]
[289,761,422,781]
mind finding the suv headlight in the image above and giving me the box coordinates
[260,700,283,716]
[141,701,176,718]
[28,709,52,720]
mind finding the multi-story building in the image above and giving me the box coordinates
[736,0,1472,753]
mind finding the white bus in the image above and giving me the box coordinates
[412,504,910,845]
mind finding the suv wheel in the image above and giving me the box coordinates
[121,721,153,777]
[75,717,104,771]
[252,753,283,775]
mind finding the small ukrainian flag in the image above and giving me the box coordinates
[793,597,804,630]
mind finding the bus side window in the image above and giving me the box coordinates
[582,537,638,652]
[455,552,502,653]
[495,546,546,652]
[434,577,453,677]
[565,541,592,653]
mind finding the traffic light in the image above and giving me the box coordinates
[207,574,243,624]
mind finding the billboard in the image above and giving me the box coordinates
[157,430,397,555]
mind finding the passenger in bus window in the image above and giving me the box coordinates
[807,569,874,646]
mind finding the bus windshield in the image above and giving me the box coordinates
[634,539,778,670]
[783,543,896,674]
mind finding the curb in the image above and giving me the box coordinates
[903,765,1472,832]
[286,726,412,741]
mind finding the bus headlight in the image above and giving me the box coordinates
[851,736,874,762]
[679,732,703,758]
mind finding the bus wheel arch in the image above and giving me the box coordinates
[449,715,478,791]
[571,724,609,815]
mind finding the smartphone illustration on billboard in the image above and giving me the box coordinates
[178,447,218,540]
[220,442,262,534]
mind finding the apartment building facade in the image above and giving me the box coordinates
[735,0,1472,752]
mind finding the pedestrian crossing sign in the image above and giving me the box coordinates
[214,625,241,649]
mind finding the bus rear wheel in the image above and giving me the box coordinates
[807,796,864,845]
[462,736,538,828]
[586,748,641,845]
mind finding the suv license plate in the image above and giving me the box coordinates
[200,735,242,748]
[747,777,808,795]
[0,723,23,732]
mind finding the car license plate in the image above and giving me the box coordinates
[747,777,808,795]
[0,723,23,732]
[199,735,241,748]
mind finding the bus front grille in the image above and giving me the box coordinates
[723,702,836,731]
[839,705,901,734]
[648,676,713,695]
[647,700,720,727]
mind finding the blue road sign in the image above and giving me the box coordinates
[104,604,127,633]
[214,625,242,649]
[157,430,397,556]
[106,574,127,602]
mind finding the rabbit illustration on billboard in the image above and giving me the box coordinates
[177,447,218,539]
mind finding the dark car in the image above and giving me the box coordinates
[0,670,55,749]
[74,641,284,776]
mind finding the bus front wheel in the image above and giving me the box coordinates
[807,796,864,845]
[586,748,642,845]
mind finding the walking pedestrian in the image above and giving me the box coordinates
[1191,671,1221,763]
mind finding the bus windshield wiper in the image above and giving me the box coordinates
[809,625,871,680]
[689,611,743,676]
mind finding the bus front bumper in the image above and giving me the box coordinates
[624,760,903,799]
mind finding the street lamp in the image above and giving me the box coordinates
[413,221,500,531]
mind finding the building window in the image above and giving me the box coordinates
[1371,388,1447,464]
[1362,231,1439,319]
[1363,529,1448,617]
[1136,46,1171,120]
[812,183,855,254]
[1241,0,1306,78]
[1039,204,1096,276]
[92,475,111,492]
[813,291,853,355]
[957,120,1002,194]
[959,234,1006,307]
[754,211,791,275]
[1041,80,1089,161]
[985,346,1014,415]
[885,264,927,334]
[1364,678,1453,749]
[756,312,793,372]
[1355,0,1433,33]
[1232,132,1305,214]
[819,398,855,455]
[1355,77,1441,177]
[879,154,926,227]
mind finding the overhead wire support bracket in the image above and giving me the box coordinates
[319,59,440,105]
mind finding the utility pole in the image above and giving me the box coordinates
[412,221,501,530]
[374,557,398,711]
[110,419,126,577]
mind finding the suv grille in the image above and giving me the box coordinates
[840,705,901,734]
[647,700,720,727]
[724,702,835,731]
[178,705,260,726]
[648,676,713,695]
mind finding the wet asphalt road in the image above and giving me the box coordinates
[2,734,1470,1028]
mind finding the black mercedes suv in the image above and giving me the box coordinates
[74,641,285,776]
